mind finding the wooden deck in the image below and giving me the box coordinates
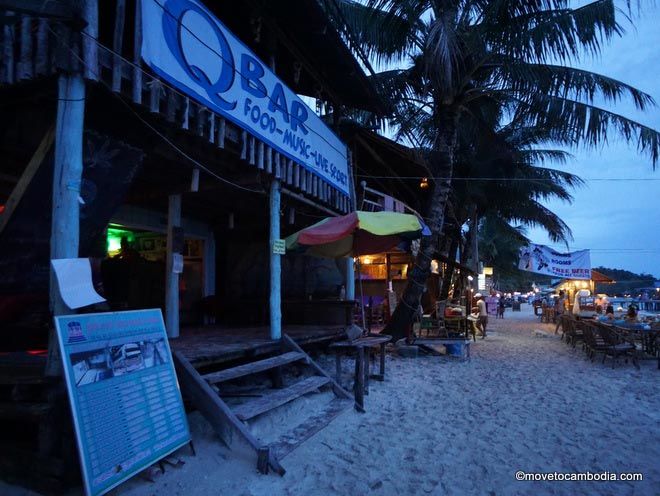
[171,325,346,367]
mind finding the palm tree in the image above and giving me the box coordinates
[327,0,660,337]
[433,119,583,315]
[478,214,531,288]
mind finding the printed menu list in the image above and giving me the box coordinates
[55,309,191,496]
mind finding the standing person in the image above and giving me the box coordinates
[554,290,566,334]
[497,297,505,319]
[475,294,488,338]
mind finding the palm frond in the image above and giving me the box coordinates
[327,0,427,65]
[490,62,655,110]
[486,0,622,63]
[500,199,573,242]
[512,93,660,166]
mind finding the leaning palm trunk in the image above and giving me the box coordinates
[385,108,457,341]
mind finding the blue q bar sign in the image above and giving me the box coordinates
[141,0,349,195]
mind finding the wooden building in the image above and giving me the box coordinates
[0,0,405,487]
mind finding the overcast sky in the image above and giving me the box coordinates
[526,2,660,279]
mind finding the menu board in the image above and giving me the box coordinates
[55,309,190,496]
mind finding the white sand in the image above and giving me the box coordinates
[3,306,658,495]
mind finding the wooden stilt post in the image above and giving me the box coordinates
[269,179,281,340]
[267,50,282,342]
[166,194,181,338]
[345,258,355,300]
[345,149,356,301]
[46,75,86,376]
[385,253,392,292]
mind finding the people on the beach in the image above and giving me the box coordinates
[605,304,615,320]
[554,291,567,334]
[475,294,488,338]
[497,298,505,319]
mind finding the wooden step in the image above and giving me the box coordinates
[233,376,331,421]
[270,398,352,459]
[202,351,306,385]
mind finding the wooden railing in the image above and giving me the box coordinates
[0,1,351,213]
[359,184,421,218]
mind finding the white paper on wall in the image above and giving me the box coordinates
[51,258,106,309]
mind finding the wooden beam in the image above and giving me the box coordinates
[166,87,177,122]
[202,352,305,384]
[181,96,189,130]
[149,78,160,112]
[217,117,225,148]
[132,0,142,102]
[0,126,55,236]
[209,113,215,144]
[248,136,255,165]
[195,106,204,137]
[345,257,355,300]
[265,145,272,173]
[293,163,300,189]
[112,0,126,92]
[16,16,33,80]
[274,152,281,179]
[82,0,98,81]
[165,194,181,338]
[286,159,293,185]
[240,130,247,160]
[257,141,264,169]
[47,75,86,377]
[35,18,49,76]
[270,179,281,340]
[1,12,15,84]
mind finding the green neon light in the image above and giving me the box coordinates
[106,227,136,255]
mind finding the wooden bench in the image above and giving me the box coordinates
[329,335,392,410]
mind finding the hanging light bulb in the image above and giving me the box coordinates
[419,177,429,189]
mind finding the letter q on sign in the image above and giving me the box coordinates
[162,0,237,111]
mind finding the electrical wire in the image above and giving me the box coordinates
[357,174,660,182]
[47,25,267,195]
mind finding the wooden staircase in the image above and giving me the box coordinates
[174,334,357,475]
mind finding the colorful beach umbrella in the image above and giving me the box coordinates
[285,211,430,258]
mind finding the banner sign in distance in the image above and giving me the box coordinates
[141,0,349,195]
[518,243,591,280]
[55,309,191,496]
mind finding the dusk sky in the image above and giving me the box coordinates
[526,2,660,279]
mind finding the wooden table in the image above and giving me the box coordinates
[329,335,392,410]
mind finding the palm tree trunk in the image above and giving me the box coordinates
[385,107,458,341]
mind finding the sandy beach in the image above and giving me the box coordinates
[3,305,658,496]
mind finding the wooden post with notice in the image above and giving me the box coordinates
[46,75,86,376]
[166,194,182,338]
[268,52,281,341]
[46,0,92,376]
[269,178,281,340]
